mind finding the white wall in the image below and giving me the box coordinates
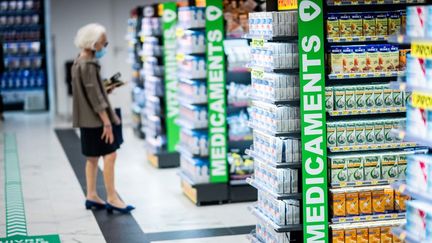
[50,0,161,121]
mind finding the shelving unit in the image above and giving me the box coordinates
[177,1,257,205]
[245,1,304,242]
[128,7,145,138]
[128,3,181,168]
[390,6,432,240]
[321,1,430,242]
[0,0,48,111]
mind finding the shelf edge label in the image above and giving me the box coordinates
[412,91,432,110]
[206,0,228,183]
[298,1,329,242]
[411,42,432,59]
[278,0,298,10]
[162,2,180,152]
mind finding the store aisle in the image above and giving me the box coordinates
[0,113,255,243]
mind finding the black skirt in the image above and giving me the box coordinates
[80,109,124,157]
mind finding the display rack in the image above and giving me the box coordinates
[389,6,432,240]
[129,3,180,168]
[177,0,257,206]
[322,1,432,242]
[0,0,48,111]
[244,1,304,242]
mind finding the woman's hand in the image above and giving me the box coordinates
[113,114,121,125]
[101,124,114,144]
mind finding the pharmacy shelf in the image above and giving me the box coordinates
[243,34,298,42]
[332,213,405,224]
[249,94,300,106]
[248,206,303,233]
[247,178,302,200]
[248,123,301,138]
[328,71,403,80]
[331,179,398,188]
[388,34,432,45]
[246,149,302,169]
[392,129,431,148]
[327,107,406,116]
[326,0,425,6]
[178,95,207,106]
[329,142,417,152]
[247,233,263,243]
[245,64,299,74]
[392,181,432,205]
[176,118,208,130]
[390,81,432,93]
[327,36,388,43]
[176,144,208,159]
[392,226,423,243]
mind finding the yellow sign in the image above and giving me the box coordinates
[411,42,432,59]
[176,53,185,62]
[278,0,298,10]
[251,69,264,79]
[412,92,432,110]
[251,38,264,48]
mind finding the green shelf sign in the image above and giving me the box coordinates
[162,2,180,152]
[205,0,228,183]
[298,1,329,242]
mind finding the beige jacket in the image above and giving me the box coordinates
[71,57,116,128]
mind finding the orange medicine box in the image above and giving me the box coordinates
[346,192,359,216]
[332,229,345,243]
[345,229,357,243]
[381,226,393,243]
[332,192,346,217]
[357,228,369,243]
[372,189,385,214]
[384,188,395,212]
[359,190,372,215]
[369,227,381,243]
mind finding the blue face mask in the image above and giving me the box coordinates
[95,47,107,59]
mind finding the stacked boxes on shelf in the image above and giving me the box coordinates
[245,9,303,243]
[176,5,209,183]
[138,5,167,153]
[324,2,427,242]
[390,5,432,242]
[127,7,145,138]
[0,0,47,111]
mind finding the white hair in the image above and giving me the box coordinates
[74,23,106,50]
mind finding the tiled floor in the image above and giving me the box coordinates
[0,113,255,243]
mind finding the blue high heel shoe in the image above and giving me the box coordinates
[106,203,135,214]
[85,200,106,210]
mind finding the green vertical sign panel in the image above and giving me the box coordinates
[206,0,228,183]
[162,2,180,152]
[298,1,329,242]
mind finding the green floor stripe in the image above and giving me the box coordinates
[1,134,61,243]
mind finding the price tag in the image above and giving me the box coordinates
[351,0,359,4]
[176,28,185,38]
[251,38,265,48]
[349,73,356,78]
[366,216,373,221]
[365,0,371,3]
[278,0,298,10]
[411,42,432,59]
[391,214,398,219]
[340,182,347,187]
[353,217,361,221]
[378,0,384,3]
[372,180,379,185]
[252,69,264,79]
[336,74,343,79]
[176,53,185,61]
[339,218,346,223]
[378,215,386,219]
[412,92,432,110]
[355,181,363,186]
[140,35,146,43]
[394,0,400,3]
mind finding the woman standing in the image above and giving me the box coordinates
[72,23,134,214]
